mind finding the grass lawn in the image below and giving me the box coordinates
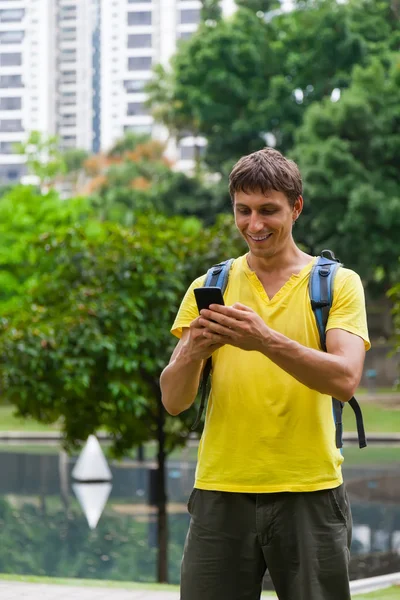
[342,445,400,466]
[0,405,59,432]
[0,575,398,598]
[342,401,400,434]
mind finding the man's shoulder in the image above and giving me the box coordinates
[334,265,362,288]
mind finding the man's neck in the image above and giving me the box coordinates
[247,245,312,275]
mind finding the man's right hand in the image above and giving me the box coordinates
[184,316,225,362]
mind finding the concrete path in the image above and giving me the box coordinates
[0,581,180,600]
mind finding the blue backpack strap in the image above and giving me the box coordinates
[309,250,367,449]
[191,259,234,431]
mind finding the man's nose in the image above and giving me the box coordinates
[248,212,264,232]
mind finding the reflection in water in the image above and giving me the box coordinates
[71,435,113,529]
[0,448,398,584]
[73,482,112,530]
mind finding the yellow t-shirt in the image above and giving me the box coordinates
[171,254,370,493]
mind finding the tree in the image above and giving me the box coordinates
[0,185,90,312]
[293,56,400,294]
[84,136,230,226]
[200,0,222,21]
[147,0,395,170]
[148,9,274,172]
[235,0,279,12]
[15,131,66,190]
[388,273,400,387]
[0,212,244,582]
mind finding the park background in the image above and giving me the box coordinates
[0,0,399,597]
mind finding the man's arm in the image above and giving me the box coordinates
[160,320,224,416]
[258,326,365,401]
[198,303,366,402]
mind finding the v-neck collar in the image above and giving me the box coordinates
[240,254,317,303]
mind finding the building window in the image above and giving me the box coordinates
[0,9,25,23]
[127,102,148,116]
[0,74,23,88]
[0,119,23,132]
[0,52,22,66]
[127,12,152,26]
[60,26,76,41]
[0,164,24,181]
[180,145,195,160]
[60,49,77,62]
[128,56,152,71]
[178,31,193,41]
[60,116,77,127]
[0,141,16,154]
[180,9,200,24]
[60,91,76,104]
[124,79,147,92]
[0,96,21,110]
[0,30,24,44]
[127,33,152,48]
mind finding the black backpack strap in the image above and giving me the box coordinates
[309,250,367,449]
[348,396,367,448]
[191,259,234,431]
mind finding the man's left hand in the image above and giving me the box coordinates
[199,303,270,352]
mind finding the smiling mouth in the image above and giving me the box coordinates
[248,233,273,242]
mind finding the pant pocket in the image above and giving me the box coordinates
[187,488,198,515]
[329,485,348,527]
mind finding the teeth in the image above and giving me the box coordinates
[250,234,271,241]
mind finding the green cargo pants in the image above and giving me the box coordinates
[180,484,352,600]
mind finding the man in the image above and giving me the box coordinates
[160,147,370,600]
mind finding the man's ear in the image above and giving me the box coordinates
[293,195,303,220]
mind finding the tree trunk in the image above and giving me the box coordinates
[157,396,168,583]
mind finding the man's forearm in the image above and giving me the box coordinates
[160,347,203,416]
[259,330,356,401]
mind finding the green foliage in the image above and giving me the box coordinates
[108,133,152,158]
[15,131,66,185]
[147,0,398,170]
[0,213,244,456]
[63,149,90,174]
[200,0,222,21]
[145,64,199,140]
[294,56,400,293]
[89,138,230,226]
[235,0,279,13]
[388,272,400,381]
[160,9,275,171]
[0,186,90,311]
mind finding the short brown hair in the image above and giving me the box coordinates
[229,147,302,207]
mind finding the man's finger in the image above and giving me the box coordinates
[207,304,252,321]
[232,302,253,312]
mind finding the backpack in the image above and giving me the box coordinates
[191,250,367,450]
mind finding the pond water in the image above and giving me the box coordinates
[0,445,398,585]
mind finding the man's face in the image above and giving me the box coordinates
[234,189,302,259]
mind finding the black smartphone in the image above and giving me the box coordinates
[193,287,225,313]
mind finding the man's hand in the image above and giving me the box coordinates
[199,303,270,352]
[185,315,226,361]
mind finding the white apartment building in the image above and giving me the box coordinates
[0,0,95,184]
[0,0,236,183]
[100,0,235,169]
[0,0,55,182]
[55,0,96,152]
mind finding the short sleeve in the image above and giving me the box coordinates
[326,268,371,350]
[171,274,206,339]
